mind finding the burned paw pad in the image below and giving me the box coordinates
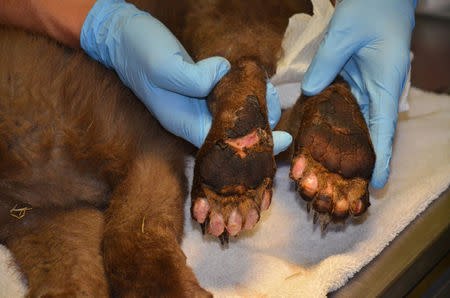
[192,182,272,240]
[192,93,276,241]
[292,153,371,227]
[290,84,375,228]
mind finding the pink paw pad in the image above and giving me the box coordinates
[261,189,272,210]
[226,209,243,236]
[333,198,350,219]
[244,209,259,230]
[300,173,318,198]
[208,214,225,236]
[350,199,364,215]
[291,155,306,179]
[193,198,210,223]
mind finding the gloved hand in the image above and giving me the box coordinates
[80,0,292,154]
[302,0,416,188]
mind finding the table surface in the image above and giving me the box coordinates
[330,189,449,297]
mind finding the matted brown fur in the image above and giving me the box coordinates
[0,0,373,296]
[0,21,203,297]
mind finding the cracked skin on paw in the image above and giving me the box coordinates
[289,81,375,228]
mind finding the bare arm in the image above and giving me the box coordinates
[0,0,96,47]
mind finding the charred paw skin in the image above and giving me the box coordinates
[199,136,274,192]
[192,126,275,242]
[192,139,275,242]
[225,95,266,139]
[290,81,375,229]
[192,62,277,242]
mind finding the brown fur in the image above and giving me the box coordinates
[0,23,204,296]
[0,0,373,295]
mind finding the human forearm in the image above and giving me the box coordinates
[0,0,96,47]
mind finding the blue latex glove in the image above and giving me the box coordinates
[302,0,416,188]
[80,0,292,155]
